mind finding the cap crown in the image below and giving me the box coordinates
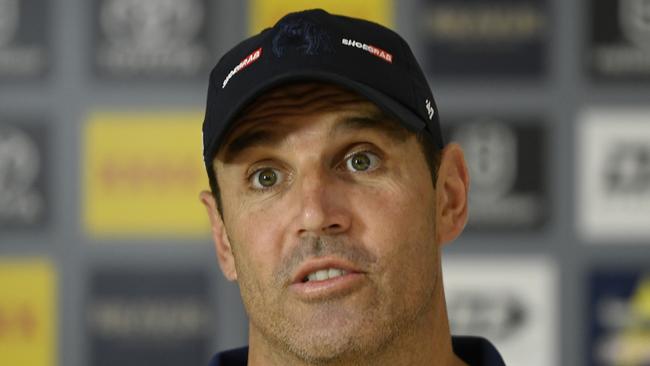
[203,9,442,168]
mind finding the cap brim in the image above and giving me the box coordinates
[207,69,428,161]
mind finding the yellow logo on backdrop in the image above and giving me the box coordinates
[616,276,650,364]
[249,0,394,34]
[84,111,209,237]
[0,259,56,366]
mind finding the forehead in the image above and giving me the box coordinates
[217,82,410,160]
[230,82,380,132]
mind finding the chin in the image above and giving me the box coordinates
[288,335,366,364]
[284,319,394,364]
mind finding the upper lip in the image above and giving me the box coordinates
[290,257,362,284]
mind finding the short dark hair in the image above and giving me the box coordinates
[207,126,441,217]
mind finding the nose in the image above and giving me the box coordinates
[294,168,351,237]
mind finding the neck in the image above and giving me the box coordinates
[247,275,466,366]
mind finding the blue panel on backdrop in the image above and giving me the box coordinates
[588,270,650,365]
[418,0,549,78]
[86,269,215,366]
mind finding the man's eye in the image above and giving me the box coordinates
[250,168,283,189]
[345,152,380,172]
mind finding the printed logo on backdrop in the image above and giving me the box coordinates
[0,0,18,46]
[578,109,650,242]
[443,257,558,366]
[0,259,56,366]
[0,0,48,79]
[446,118,547,230]
[447,289,527,340]
[0,122,47,230]
[84,111,208,237]
[94,0,212,79]
[605,143,650,196]
[86,270,213,366]
[589,270,650,365]
[590,0,650,80]
[419,0,548,77]
[248,0,394,34]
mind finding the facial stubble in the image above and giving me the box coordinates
[230,234,440,366]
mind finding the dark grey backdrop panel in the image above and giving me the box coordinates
[90,0,216,80]
[0,119,48,230]
[0,0,50,79]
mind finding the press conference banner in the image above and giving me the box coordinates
[578,108,650,242]
[0,119,48,231]
[248,0,394,34]
[0,0,49,79]
[0,259,57,366]
[91,0,214,80]
[588,269,650,365]
[589,0,650,80]
[83,111,208,237]
[445,117,548,231]
[86,269,214,366]
[443,256,558,366]
[419,0,548,77]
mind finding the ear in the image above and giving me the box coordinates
[199,191,238,281]
[435,143,470,245]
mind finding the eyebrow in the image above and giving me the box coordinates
[220,111,410,163]
[221,128,286,163]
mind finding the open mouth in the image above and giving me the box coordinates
[302,268,350,283]
[290,259,365,301]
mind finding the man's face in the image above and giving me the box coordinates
[212,83,443,363]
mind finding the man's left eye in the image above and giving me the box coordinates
[345,152,380,172]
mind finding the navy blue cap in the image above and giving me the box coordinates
[202,8,443,172]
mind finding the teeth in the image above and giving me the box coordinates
[329,268,343,278]
[306,268,348,282]
[315,270,328,281]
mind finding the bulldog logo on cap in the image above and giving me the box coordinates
[272,17,332,57]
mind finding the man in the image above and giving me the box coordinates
[200,9,506,366]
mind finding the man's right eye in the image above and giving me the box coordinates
[250,168,283,189]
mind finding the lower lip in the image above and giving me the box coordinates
[289,272,365,301]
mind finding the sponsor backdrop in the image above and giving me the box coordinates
[0,118,48,231]
[578,109,650,243]
[588,0,650,80]
[419,0,549,78]
[588,269,650,365]
[0,259,56,366]
[86,269,214,366]
[443,256,558,366]
[91,0,214,80]
[0,0,49,79]
[0,0,649,365]
[83,111,207,237]
[444,117,548,231]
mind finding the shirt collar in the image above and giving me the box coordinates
[208,336,506,366]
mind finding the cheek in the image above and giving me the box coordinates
[225,205,288,284]
[350,174,438,281]
[353,166,436,243]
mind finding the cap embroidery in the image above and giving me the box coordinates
[425,99,435,120]
[222,47,262,89]
[272,17,332,57]
[341,38,393,63]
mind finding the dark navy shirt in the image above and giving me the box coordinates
[208,336,506,365]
